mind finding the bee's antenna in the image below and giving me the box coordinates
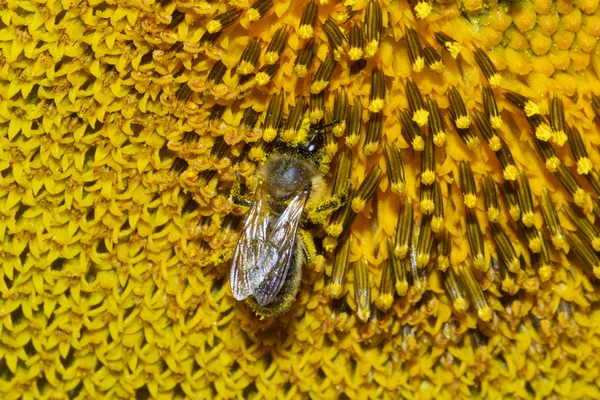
[314,120,342,132]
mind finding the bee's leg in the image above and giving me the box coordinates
[299,229,324,272]
[317,181,351,215]
[305,181,351,224]
[229,171,253,209]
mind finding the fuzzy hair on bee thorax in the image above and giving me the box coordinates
[259,153,326,212]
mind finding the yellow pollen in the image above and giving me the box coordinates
[415,2,432,19]
[263,127,278,142]
[395,281,408,296]
[294,65,308,77]
[369,99,385,113]
[545,157,560,172]
[488,136,502,151]
[447,42,462,58]
[577,158,593,175]
[431,216,444,232]
[524,101,540,116]
[464,194,477,208]
[430,61,444,72]
[509,205,521,221]
[412,136,425,151]
[433,132,447,146]
[521,212,535,227]
[412,109,429,126]
[552,130,568,146]
[247,9,261,22]
[421,170,436,185]
[348,47,364,61]
[298,25,314,39]
[255,72,271,85]
[574,189,587,207]
[529,237,542,253]
[490,116,504,129]
[412,57,425,72]
[487,207,500,222]
[264,52,279,64]
[310,81,328,94]
[592,238,600,252]
[365,41,380,58]
[206,20,222,34]
[391,181,405,195]
[535,124,552,141]
[237,61,255,75]
[455,115,471,129]
[420,199,435,214]
[489,74,503,88]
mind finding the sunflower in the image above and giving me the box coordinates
[1,0,600,398]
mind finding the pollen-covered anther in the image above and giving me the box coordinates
[236,39,261,75]
[459,264,492,321]
[435,31,462,58]
[563,202,600,252]
[498,182,521,222]
[351,166,382,213]
[459,161,477,208]
[395,197,413,259]
[444,267,469,312]
[565,231,600,279]
[206,8,243,33]
[436,231,450,272]
[399,109,424,151]
[310,55,336,94]
[423,46,444,71]
[540,188,564,250]
[329,234,351,298]
[406,26,425,71]
[490,224,520,273]
[421,133,435,185]
[566,126,595,178]
[346,100,362,148]
[504,91,540,117]
[473,47,502,88]
[298,0,318,38]
[449,87,471,129]
[323,18,348,60]
[294,39,317,77]
[465,209,486,270]
[388,239,408,296]
[383,141,405,195]
[247,0,274,21]
[416,216,434,268]
[281,97,307,144]
[420,181,435,214]
[515,170,535,228]
[255,64,280,86]
[310,91,325,124]
[482,176,500,223]
[376,259,395,310]
[262,92,284,142]
[406,80,429,126]
[431,180,445,232]
[363,112,383,156]
[369,67,386,113]
[414,1,432,19]
[264,27,289,64]
[427,97,447,146]
[364,0,383,58]
[348,23,365,61]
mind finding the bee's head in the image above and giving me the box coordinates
[276,120,340,163]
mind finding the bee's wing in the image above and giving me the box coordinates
[230,186,271,301]
[253,189,309,306]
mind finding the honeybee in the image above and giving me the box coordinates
[229,120,348,317]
